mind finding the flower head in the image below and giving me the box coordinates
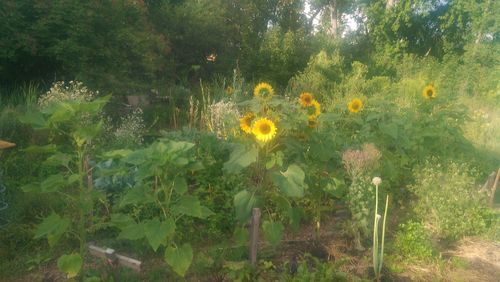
[348,98,363,113]
[226,86,234,96]
[422,84,437,99]
[252,118,277,142]
[372,177,382,186]
[299,92,314,107]
[307,99,321,120]
[254,82,274,100]
[240,112,256,134]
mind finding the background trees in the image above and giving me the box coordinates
[0,0,498,94]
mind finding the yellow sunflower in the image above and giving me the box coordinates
[299,92,314,107]
[252,118,277,142]
[307,99,321,120]
[422,84,437,99]
[239,112,255,134]
[254,82,274,100]
[348,98,363,113]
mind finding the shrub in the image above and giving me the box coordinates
[393,220,435,261]
[408,161,491,240]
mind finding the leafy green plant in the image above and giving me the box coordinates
[393,220,435,262]
[409,161,491,240]
[105,138,214,277]
[18,87,110,278]
[279,254,349,282]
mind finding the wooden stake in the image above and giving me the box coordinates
[490,168,500,207]
[249,208,261,267]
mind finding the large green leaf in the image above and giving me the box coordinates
[57,253,83,279]
[164,243,193,277]
[173,176,188,195]
[18,110,47,129]
[118,222,144,240]
[262,220,284,247]
[48,102,76,124]
[110,213,135,229]
[44,153,72,167]
[72,121,103,145]
[120,186,155,207]
[40,174,67,193]
[272,164,307,198]
[171,195,214,219]
[34,213,70,246]
[223,145,258,174]
[233,190,257,223]
[144,218,176,252]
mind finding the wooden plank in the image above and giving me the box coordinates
[0,140,15,149]
[87,244,142,272]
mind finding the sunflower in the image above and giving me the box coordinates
[252,118,277,142]
[299,92,314,107]
[422,84,437,99]
[239,112,255,134]
[306,99,321,120]
[348,98,363,113]
[254,82,274,100]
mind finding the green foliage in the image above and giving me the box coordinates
[106,137,213,277]
[393,221,435,261]
[272,164,307,198]
[164,243,194,277]
[262,220,284,247]
[280,254,349,282]
[57,253,83,279]
[409,161,492,240]
[17,81,110,278]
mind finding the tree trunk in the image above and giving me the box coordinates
[328,1,339,38]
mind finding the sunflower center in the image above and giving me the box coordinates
[352,102,360,110]
[259,123,271,134]
[427,90,433,97]
[304,96,311,103]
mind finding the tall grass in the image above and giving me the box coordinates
[0,82,42,109]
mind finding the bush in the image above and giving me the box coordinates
[393,220,435,261]
[408,161,491,240]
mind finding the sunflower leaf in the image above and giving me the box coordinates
[223,145,258,174]
[262,220,284,247]
[164,243,193,277]
[272,164,307,198]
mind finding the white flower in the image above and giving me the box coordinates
[376,214,382,220]
[372,177,382,186]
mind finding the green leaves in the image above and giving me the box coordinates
[233,190,257,223]
[272,164,307,198]
[165,243,193,277]
[40,174,67,193]
[18,111,47,129]
[144,218,176,252]
[173,176,188,195]
[172,195,214,219]
[120,186,155,207]
[34,213,70,246]
[223,145,258,173]
[57,253,83,279]
[262,220,284,247]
